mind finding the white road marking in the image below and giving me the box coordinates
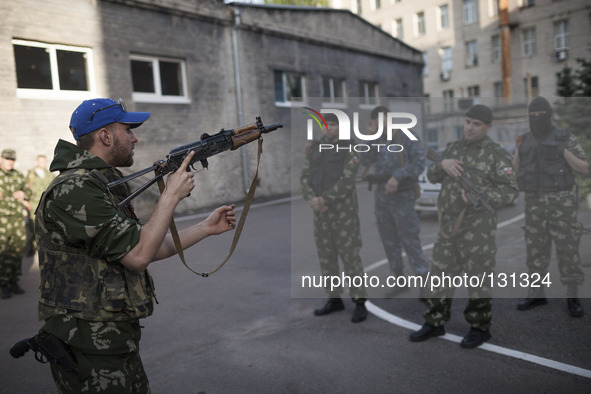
[365,212,591,379]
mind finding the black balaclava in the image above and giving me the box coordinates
[528,97,553,138]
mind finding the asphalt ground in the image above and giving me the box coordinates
[1,183,590,393]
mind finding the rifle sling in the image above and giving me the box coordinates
[156,138,263,277]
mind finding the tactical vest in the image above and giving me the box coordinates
[36,168,155,322]
[308,143,348,195]
[516,128,575,193]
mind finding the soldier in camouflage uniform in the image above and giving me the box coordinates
[361,106,429,294]
[300,113,368,323]
[409,105,518,349]
[0,148,31,299]
[35,98,236,393]
[514,97,589,317]
[24,155,55,255]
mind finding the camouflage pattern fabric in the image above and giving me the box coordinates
[43,315,150,393]
[300,138,367,301]
[362,131,428,275]
[0,167,31,286]
[37,139,151,392]
[521,134,587,289]
[424,136,518,330]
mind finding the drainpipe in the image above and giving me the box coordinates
[499,0,512,105]
[232,8,249,195]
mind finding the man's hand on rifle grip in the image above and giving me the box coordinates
[165,151,196,202]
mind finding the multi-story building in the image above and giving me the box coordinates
[333,0,591,148]
[336,0,590,102]
[1,0,423,214]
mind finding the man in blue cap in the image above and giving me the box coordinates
[35,98,237,392]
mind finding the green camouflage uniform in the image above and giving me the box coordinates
[520,133,587,289]
[25,167,55,252]
[0,166,31,287]
[300,138,367,301]
[37,139,153,393]
[424,136,518,330]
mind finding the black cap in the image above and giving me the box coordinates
[323,113,338,123]
[465,104,492,125]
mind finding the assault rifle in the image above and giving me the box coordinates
[108,117,283,207]
[10,331,78,373]
[363,173,391,191]
[426,148,495,214]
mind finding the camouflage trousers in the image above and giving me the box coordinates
[375,189,429,275]
[313,208,367,301]
[42,316,150,393]
[0,214,26,286]
[523,191,584,287]
[424,210,496,330]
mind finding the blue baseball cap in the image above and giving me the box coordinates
[69,98,150,140]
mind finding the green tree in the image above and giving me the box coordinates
[556,58,591,203]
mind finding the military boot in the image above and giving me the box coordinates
[314,298,345,316]
[567,284,584,318]
[517,287,547,311]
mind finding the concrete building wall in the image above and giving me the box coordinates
[1,0,423,216]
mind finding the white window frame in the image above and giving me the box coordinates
[392,18,403,40]
[12,39,96,100]
[416,11,426,36]
[441,47,453,72]
[439,4,450,30]
[522,27,537,56]
[491,35,501,63]
[465,40,479,67]
[359,81,380,108]
[322,77,347,107]
[130,54,190,104]
[554,20,570,50]
[463,0,478,25]
[274,71,306,107]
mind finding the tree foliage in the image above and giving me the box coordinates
[556,58,591,202]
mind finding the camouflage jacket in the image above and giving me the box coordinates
[26,168,55,214]
[37,139,154,322]
[428,135,518,219]
[300,137,360,215]
[0,168,31,217]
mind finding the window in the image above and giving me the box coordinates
[130,55,188,103]
[274,71,305,105]
[489,0,499,17]
[426,128,438,149]
[393,18,403,40]
[443,89,454,112]
[375,0,381,9]
[521,0,535,7]
[491,35,501,63]
[463,0,478,25]
[494,81,503,105]
[522,27,536,56]
[454,125,463,140]
[441,47,453,73]
[439,4,450,30]
[467,85,480,97]
[356,0,362,14]
[359,81,379,106]
[554,20,570,50]
[322,77,346,105]
[465,40,478,67]
[524,75,539,98]
[422,52,429,76]
[12,39,95,99]
[416,12,426,36]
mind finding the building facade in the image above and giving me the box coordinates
[1,0,423,215]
